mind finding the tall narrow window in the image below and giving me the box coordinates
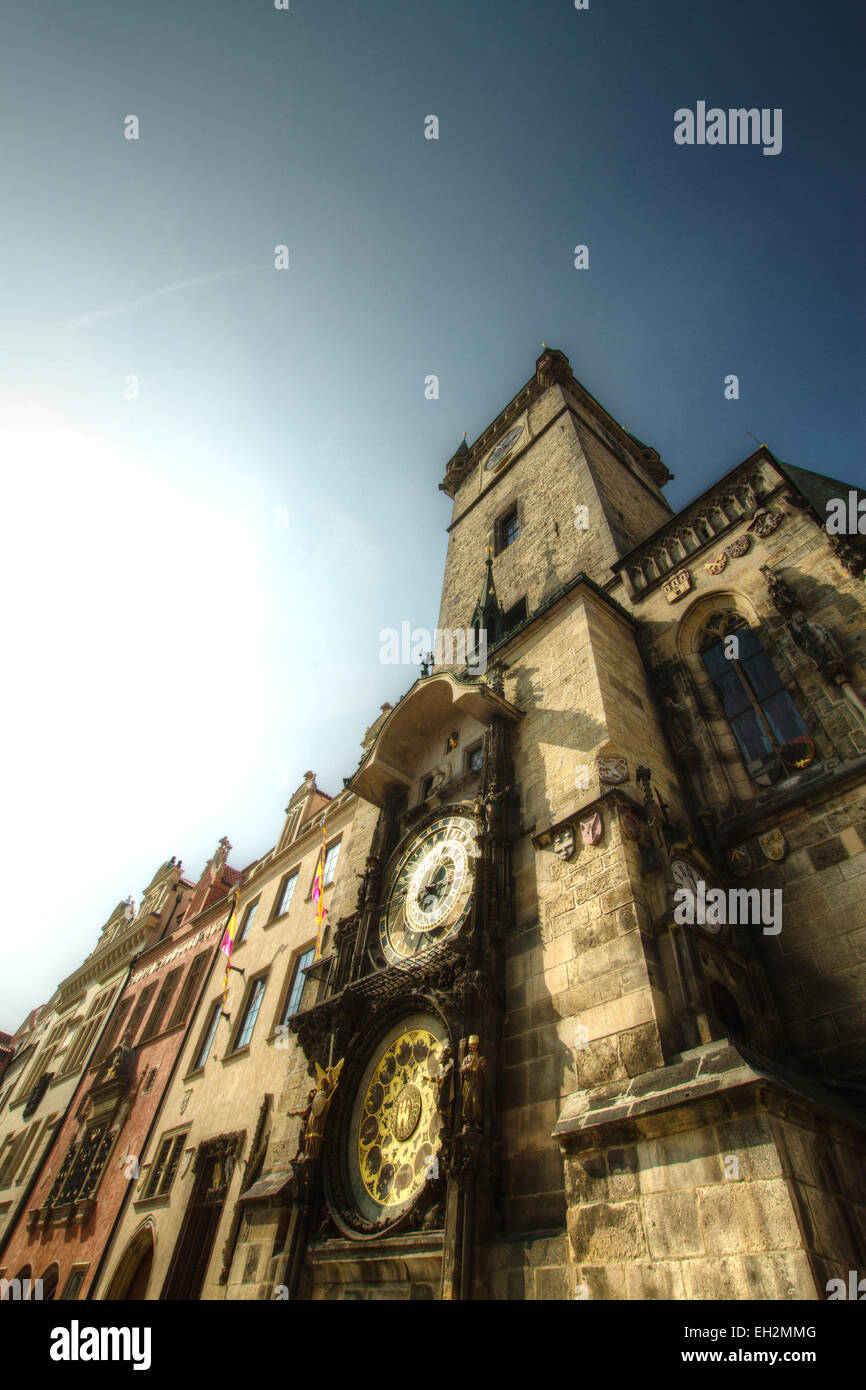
[233,977,267,1052]
[166,953,210,1030]
[280,949,315,1026]
[237,901,258,944]
[700,614,809,779]
[144,1133,187,1198]
[193,1001,222,1071]
[90,997,133,1068]
[275,873,298,918]
[322,842,340,886]
[142,968,183,1041]
[125,985,158,1047]
[495,505,520,554]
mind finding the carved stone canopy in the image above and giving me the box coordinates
[347,673,522,809]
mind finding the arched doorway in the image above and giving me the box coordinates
[104,1226,155,1300]
[39,1263,60,1301]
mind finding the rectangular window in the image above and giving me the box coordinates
[90,997,133,1068]
[421,775,434,801]
[141,968,183,1041]
[126,984,158,1046]
[237,901,259,943]
[12,1121,44,1184]
[465,743,483,773]
[499,505,520,550]
[62,1018,100,1075]
[60,1266,89,1301]
[166,953,210,1030]
[322,843,340,885]
[193,1001,222,1071]
[280,949,315,1025]
[50,1123,113,1205]
[85,986,116,1020]
[275,873,298,918]
[0,1133,26,1187]
[143,1132,187,1198]
[233,977,267,1051]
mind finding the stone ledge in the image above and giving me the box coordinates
[554,1041,866,1147]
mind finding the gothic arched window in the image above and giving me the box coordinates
[700,613,809,780]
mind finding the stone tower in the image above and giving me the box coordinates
[261,347,866,1300]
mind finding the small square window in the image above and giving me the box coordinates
[465,744,483,774]
[496,506,520,553]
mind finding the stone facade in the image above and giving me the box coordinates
[2,346,864,1300]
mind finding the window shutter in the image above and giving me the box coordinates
[91,997,133,1067]
[142,968,183,1041]
[167,953,210,1030]
[125,984,158,1046]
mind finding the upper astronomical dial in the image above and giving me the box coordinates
[379,813,478,966]
[404,839,469,932]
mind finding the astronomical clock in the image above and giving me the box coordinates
[285,668,522,1296]
[323,811,482,1235]
[377,813,478,966]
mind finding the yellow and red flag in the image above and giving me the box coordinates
[312,826,328,960]
[220,884,240,1009]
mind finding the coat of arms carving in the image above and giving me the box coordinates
[580,812,603,846]
[552,825,575,860]
[750,511,782,538]
[758,828,787,862]
[662,570,692,603]
[596,756,628,785]
[725,535,751,559]
[727,844,753,877]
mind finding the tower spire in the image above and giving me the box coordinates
[471,546,505,647]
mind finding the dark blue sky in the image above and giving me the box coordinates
[1,0,863,1023]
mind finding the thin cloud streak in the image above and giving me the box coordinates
[65,264,263,328]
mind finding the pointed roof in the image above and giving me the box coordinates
[471,548,505,645]
[768,454,866,519]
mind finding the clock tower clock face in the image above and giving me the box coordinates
[484,424,523,471]
[378,813,477,966]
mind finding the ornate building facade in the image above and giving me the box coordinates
[2,347,865,1300]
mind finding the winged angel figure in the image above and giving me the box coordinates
[301,1057,345,1159]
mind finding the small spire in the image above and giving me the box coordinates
[470,548,505,646]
